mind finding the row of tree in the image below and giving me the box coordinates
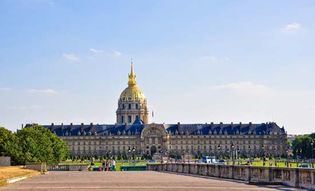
[292,133,315,159]
[0,125,69,165]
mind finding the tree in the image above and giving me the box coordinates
[292,133,315,159]
[0,127,22,164]
[16,125,69,164]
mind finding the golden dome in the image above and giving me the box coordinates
[120,86,146,101]
[119,63,146,101]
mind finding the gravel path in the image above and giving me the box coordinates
[1,171,299,191]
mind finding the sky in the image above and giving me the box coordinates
[0,0,314,134]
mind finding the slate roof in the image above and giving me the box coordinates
[165,122,285,135]
[38,120,285,137]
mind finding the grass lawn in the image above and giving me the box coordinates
[0,166,39,186]
[59,160,153,171]
[226,160,313,168]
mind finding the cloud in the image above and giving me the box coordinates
[62,53,80,62]
[0,88,11,92]
[112,51,122,57]
[28,88,58,95]
[89,48,104,53]
[8,105,42,111]
[282,22,301,32]
[208,81,273,97]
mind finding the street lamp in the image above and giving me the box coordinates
[261,145,265,166]
[261,145,265,158]
[237,148,240,165]
[310,141,314,168]
[231,143,235,165]
[128,147,131,165]
[248,145,251,164]
[217,145,221,159]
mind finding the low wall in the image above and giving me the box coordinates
[25,164,89,171]
[147,163,315,190]
[0,157,11,166]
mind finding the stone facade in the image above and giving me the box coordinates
[39,63,288,158]
[50,122,287,158]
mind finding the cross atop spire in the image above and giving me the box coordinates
[128,60,136,87]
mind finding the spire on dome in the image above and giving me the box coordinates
[128,60,137,87]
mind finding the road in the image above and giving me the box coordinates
[1,171,300,191]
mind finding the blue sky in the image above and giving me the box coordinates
[0,0,314,134]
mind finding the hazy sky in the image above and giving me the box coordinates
[0,0,314,134]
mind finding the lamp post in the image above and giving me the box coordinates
[218,144,221,160]
[237,148,240,165]
[310,141,314,168]
[261,144,265,166]
[231,143,235,165]
[128,147,131,165]
[248,145,251,164]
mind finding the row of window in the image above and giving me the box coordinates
[71,145,280,152]
[170,140,269,144]
[170,145,280,150]
[120,103,140,110]
[121,115,139,123]
[73,146,138,151]
[68,141,138,145]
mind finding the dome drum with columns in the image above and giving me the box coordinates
[37,62,288,158]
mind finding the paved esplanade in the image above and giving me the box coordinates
[2,171,298,191]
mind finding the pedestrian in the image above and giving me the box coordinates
[111,159,116,171]
[102,160,106,171]
[105,159,109,171]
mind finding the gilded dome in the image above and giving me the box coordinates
[119,63,146,102]
[119,85,146,101]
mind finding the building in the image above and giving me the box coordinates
[42,63,288,158]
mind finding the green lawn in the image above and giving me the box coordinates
[59,160,152,171]
[226,160,313,168]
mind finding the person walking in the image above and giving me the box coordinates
[102,160,106,171]
[111,159,116,171]
[105,159,109,171]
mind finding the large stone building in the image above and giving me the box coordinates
[42,63,288,158]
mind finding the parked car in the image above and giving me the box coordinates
[201,156,217,164]
[217,159,226,164]
[298,164,311,168]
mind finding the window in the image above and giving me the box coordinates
[128,115,132,123]
[121,116,124,123]
[136,104,139,109]
[128,104,131,109]
[122,104,125,109]
[136,115,139,120]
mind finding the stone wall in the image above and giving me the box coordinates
[147,163,315,190]
[0,156,11,166]
[25,164,89,171]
